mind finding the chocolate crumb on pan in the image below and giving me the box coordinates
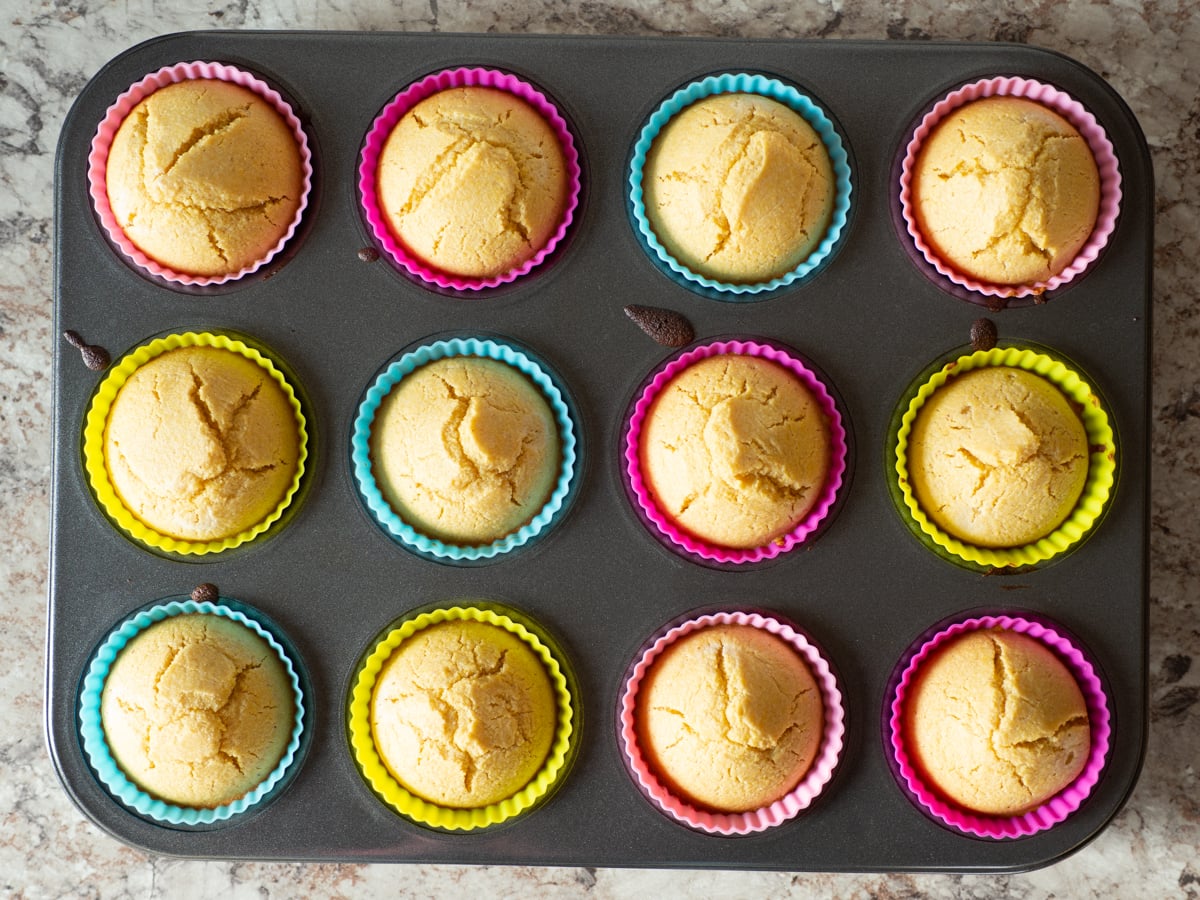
[63,330,110,371]
[970,318,998,352]
[190,583,220,603]
[623,305,695,347]
[357,246,380,263]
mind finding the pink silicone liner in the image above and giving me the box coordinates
[619,610,845,835]
[888,614,1112,840]
[87,61,313,287]
[898,76,1122,299]
[624,340,847,565]
[358,67,582,291]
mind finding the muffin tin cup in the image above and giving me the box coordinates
[886,613,1112,840]
[77,599,308,827]
[87,60,314,288]
[628,72,852,299]
[350,336,579,563]
[347,603,578,832]
[358,67,583,292]
[897,76,1122,303]
[81,331,310,557]
[618,609,845,835]
[891,345,1117,570]
[624,339,847,566]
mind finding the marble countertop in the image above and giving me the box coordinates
[3,0,1197,896]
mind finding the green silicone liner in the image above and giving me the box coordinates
[893,347,1116,568]
[347,604,577,831]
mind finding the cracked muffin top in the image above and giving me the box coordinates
[636,624,823,813]
[100,613,294,808]
[104,78,304,278]
[375,86,568,279]
[906,366,1089,548]
[638,353,831,550]
[911,96,1100,285]
[641,92,834,284]
[903,628,1090,816]
[102,345,301,542]
[369,619,557,809]
[368,356,560,546]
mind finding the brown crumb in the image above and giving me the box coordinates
[970,318,998,352]
[623,305,694,347]
[190,583,219,603]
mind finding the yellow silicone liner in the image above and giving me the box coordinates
[82,331,309,556]
[893,346,1116,568]
[347,605,576,831]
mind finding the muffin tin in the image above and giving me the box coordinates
[49,32,1150,871]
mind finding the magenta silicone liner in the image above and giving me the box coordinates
[358,67,582,291]
[87,61,313,287]
[898,76,1122,300]
[618,610,845,835]
[624,340,847,565]
[887,614,1112,840]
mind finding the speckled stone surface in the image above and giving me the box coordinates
[3,0,1198,896]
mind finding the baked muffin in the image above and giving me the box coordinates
[636,624,823,812]
[642,92,834,284]
[375,86,568,278]
[370,619,557,808]
[99,613,295,808]
[369,356,560,545]
[639,354,830,549]
[105,79,305,278]
[103,345,302,543]
[907,366,1089,547]
[903,628,1090,816]
[911,96,1100,286]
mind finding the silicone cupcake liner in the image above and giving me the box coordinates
[87,61,313,287]
[82,331,309,557]
[887,614,1111,839]
[628,72,852,298]
[892,345,1116,569]
[898,76,1122,301]
[358,67,582,292]
[351,336,578,562]
[347,604,577,831]
[618,610,845,835]
[77,599,307,826]
[625,339,847,565]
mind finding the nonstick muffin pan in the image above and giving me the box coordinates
[49,31,1151,872]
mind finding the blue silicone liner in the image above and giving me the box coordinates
[77,600,307,826]
[351,337,579,562]
[628,72,853,298]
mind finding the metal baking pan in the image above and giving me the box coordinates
[48,31,1150,871]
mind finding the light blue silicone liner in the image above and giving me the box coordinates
[351,338,578,561]
[629,73,853,298]
[77,600,306,826]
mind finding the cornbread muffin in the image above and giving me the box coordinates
[370,620,557,808]
[912,96,1100,285]
[376,86,568,278]
[369,356,560,545]
[100,614,295,808]
[105,79,304,277]
[642,92,834,283]
[103,345,301,543]
[904,628,1090,816]
[639,354,830,549]
[907,366,1088,547]
[637,625,823,812]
